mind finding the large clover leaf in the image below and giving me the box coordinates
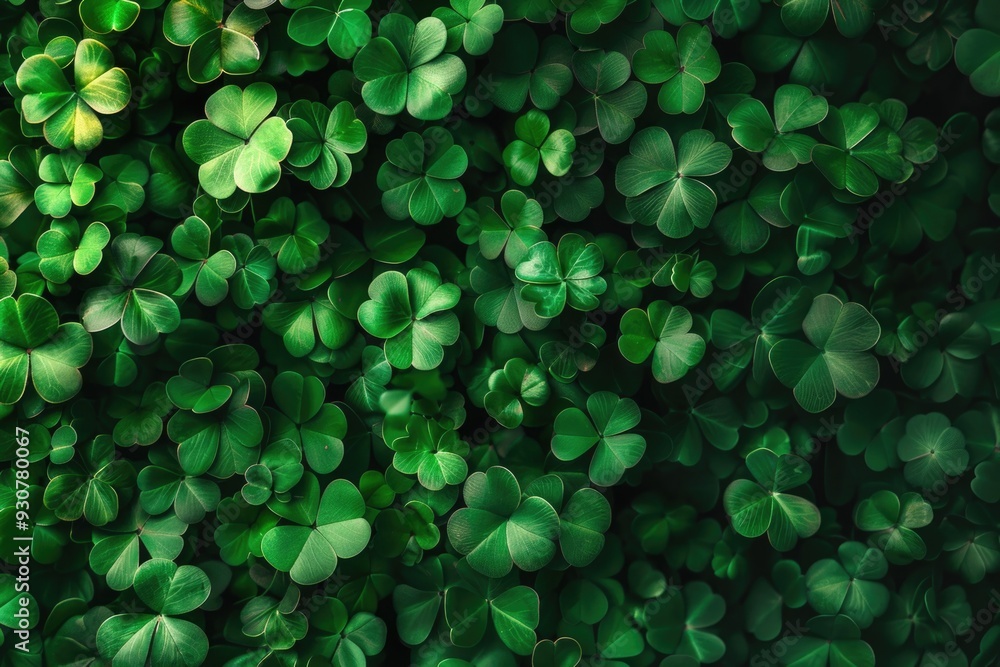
[633,24,722,115]
[0,293,92,405]
[616,127,732,238]
[353,14,467,120]
[728,84,829,171]
[447,466,560,578]
[181,83,292,200]
[358,268,461,370]
[514,233,606,318]
[619,301,706,383]
[261,479,371,585]
[769,294,881,414]
[164,0,268,83]
[723,448,821,551]
[16,39,131,151]
[551,391,647,487]
[377,128,468,225]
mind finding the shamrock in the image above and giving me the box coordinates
[775,0,880,38]
[16,39,131,151]
[353,14,467,120]
[263,290,354,358]
[445,564,540,655]
[287,0,373,59]
[358,268,461,370]
[779,615,875,667]
[811,103,907,197]
[181,83,293,200]
[80,234,183,346]
[633,24,722,115]
[728,84,830,171]
[615,127,732,238]
[240,588,308,651]
[552,391,647,486]
[514,233,607,318]
[432,0,505,55]
[619,301,706,383]
[572,49,647,144]
[387,415,469,490]
[854,490,933,565]
[261,479,371,585]
[304,598,387,663]
[37,220,110,285]
[167,385,264,478]
[723,448,821,551]
[645,581,726,663]
[97,560,211,666]
[44,435,134,526]
[447,466,560,577]
[163,0,268,83]
[899,313,990,402]
[484,358,551,428]
[503,110,576,186]
[897,413,969,490]
[241,439,304,506]
[284,100,366,189]
[806,541,889,629]
[267,371,348,475]
[377,128,469,225]
[170,216,236,307]
[769,294,881,414]
[254,198,331,275]
[138,447,221,523]
[485,25,573,112]
[0,293,92,405]
[223,234,277,309]
[33,151,102,218]
[476,190,547,268]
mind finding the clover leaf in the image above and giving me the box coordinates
[572,49,647,144]
[552,391,646,487]
[619,301,706,383]
[433,0,504,55]
[515,233,606,318]
[164,0,268,83]
[262,479,371,585]
[378,128,468,225]
[353,14,467,120]
[17,39,131,151]
[181,83,292,200]
[287,0,373,59]
[503,109,576,186]
[358,268,461,370]
[723,448,821,551]
[633,24,722,115]
[728,84,829,171]
[854,490,933,565]
[769,294,881,414]
[447,466,560,577]
[284,100,366,190]
[616,127,732,238]
[811,103,907,197]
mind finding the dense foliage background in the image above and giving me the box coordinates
[2,0,1000,665]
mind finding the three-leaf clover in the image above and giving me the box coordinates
[163,0,268,83]
[284,100,366,190]
[616,127,732,238]
[723,448,821,551]
[514,233,607,318]
[353,14,467,120]
[503,109,576,186]
[854,490,933,565]
[358,268,461,370]
[388,415,470,490]
[96,560,212,666]
[80,234,183,346]
[572,49,648,144]
[432,0,505,56]
[633,24,722,115]
[17,39,131,151]
[769,294,881,414]
[619,301,706,383]
[377,128,469,225]
[811,103,907,197]
[181,83,293,200]
[728,84,830,171]
[262,479,371,585]
[447,466,560,577]
[287,0,373,59]
[552,392,647,487]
